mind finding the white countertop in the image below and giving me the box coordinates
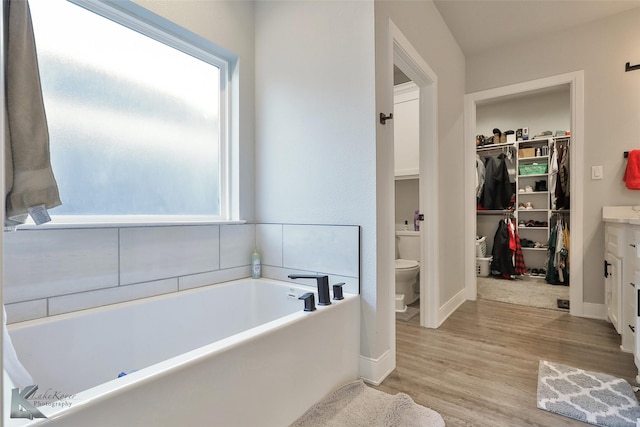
[602,206,640,225]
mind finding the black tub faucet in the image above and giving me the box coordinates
[288,274,331,306]
[298,293,316,312]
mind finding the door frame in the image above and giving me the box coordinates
[463,71,585,316]
[389,19,440,330]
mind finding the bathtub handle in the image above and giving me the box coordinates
[298,293,316,312]
[332,283,345,300]
[288,274,332,306]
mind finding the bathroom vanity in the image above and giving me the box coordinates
[602,206,640,381]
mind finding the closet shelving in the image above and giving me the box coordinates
[477,135,571,280]
[516,137,552,272]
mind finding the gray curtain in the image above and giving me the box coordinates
[4,0,61,226]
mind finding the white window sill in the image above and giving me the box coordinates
[8,216,247,230]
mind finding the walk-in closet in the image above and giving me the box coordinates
[475,86,572,311]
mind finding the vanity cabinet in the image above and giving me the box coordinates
[604,223,624,336]
[602,207,640,381]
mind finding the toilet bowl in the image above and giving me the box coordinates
[395,259,419,308]
[395,231,421,311]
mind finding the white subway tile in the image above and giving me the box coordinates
[178,266,250,291]
[256,224,283,267]
[3,229,119,303]
[120,226,219,285]
[283,225,359,278]
[220,224,255,269]
[5,300,48,324]
[49,279,178,316]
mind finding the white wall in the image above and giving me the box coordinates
[253,0,380,361]
[467,8,640,304]
[375,1,466,309]
[395,179,419,231]
[476,88,570,138]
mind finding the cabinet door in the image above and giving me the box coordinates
[605,253,622,334]
[393,85,419,177]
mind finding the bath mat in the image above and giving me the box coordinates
[537,360,640,426]
[291,379,444,427]
[396,306,419,322]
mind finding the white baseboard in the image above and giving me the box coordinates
[438,287,467,327]
[580,302,607,320]
[359,350,394,386]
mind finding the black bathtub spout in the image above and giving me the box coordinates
[288,274,331,306]
[298,293,316,312]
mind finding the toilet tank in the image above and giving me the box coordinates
[396,231,421,261]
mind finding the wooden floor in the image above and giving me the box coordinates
[374,299,638,426]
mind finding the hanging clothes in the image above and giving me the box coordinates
[491,219,515,276]
[555,144,570,210]
[559,144,570,209]
[545,218,569,285]
[549,142,559,210]
[476,154,485,203]
[513,228,526,275]
[490,218,526,277]
[482,153,513,210]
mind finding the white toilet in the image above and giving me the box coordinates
[395,230,420,312]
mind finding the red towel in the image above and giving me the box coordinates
[623,150,640,190]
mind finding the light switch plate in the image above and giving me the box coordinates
[592,165,603,180]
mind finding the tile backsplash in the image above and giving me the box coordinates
[4,223,360,323]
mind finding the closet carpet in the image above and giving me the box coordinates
[477,276,570,311]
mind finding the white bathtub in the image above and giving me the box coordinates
[5,278,360,426]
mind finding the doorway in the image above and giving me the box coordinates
[475,87,571,311]
[393,68,421,320]
[389,20,439,331]
[464,71,585,317]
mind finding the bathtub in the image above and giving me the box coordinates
[4,278,360,426]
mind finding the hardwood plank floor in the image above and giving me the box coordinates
[374,299,638,426]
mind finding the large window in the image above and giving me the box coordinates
[29,0,229,221]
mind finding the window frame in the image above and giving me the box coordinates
[26,0,234,226]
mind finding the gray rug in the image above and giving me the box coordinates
[291,379,444,427]
[396,306,419,322]
[537,360,640,426]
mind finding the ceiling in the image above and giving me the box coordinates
[433,0,640,57]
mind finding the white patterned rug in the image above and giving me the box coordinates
[291,380,444,427]
[537,360,640,426]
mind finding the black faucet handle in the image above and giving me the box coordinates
[332,283,345,300]
[288,274,328,281]
[298,292,316,312]
[289,274,331,306]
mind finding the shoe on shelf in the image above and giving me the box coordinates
[535,180,548,192]
[518,188,525,193]
[525,202,534,209]
[525,185,533,193]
